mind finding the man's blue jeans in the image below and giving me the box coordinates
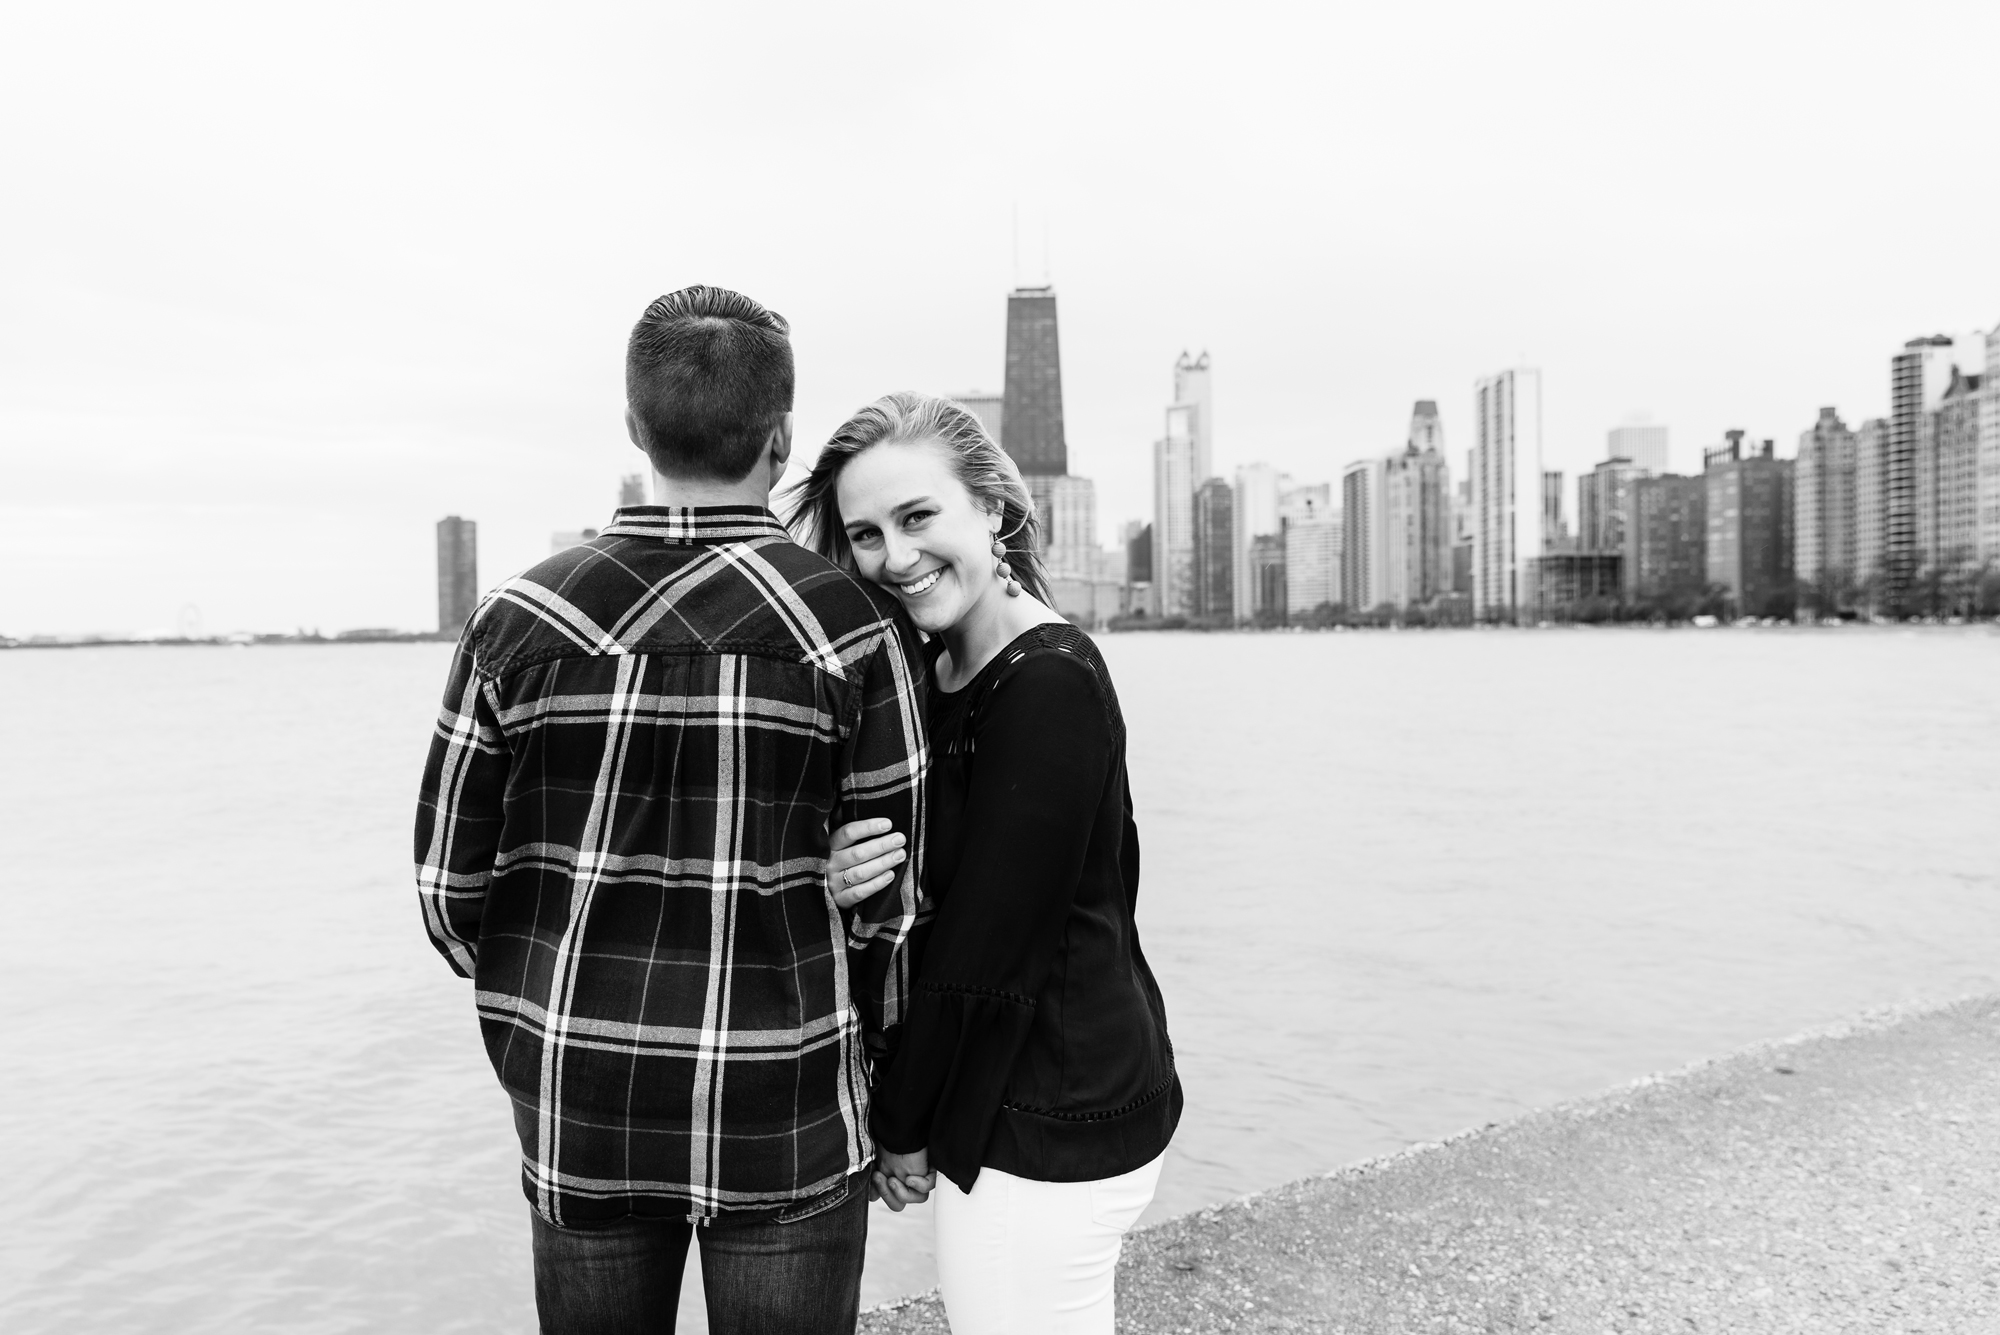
[529,1176,869,1334]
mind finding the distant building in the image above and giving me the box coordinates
[1152,400,1200,618]
[1231,462,1287,623]
[1607,423,1669,475]
[1001,288,1066,478]
[1247,535,1287,621]
[1282,486,1339,618]
[1381,401,1453,608]
[1124,520,1153,616]
[1542,470,1571,553]
[950,390,1004,445]
[1577,457,1649,558]
[1191,478,1234,620]
[1173,352,1214,486]
[1630,474,1707,605]
[1027,474,1097,577]
[1795,407,1858,613]
[1982,328,2000,564]
[618,474,648,508]
[1471,368,1549,622]
[436,516,479,635]
[1340,458,1385,612]
[1450,463,1473,595]
[1884,335,1980,611]
[1919,367,1983,590]
[1529,553,1622,617]
[1703,432,1794,618]
[551,528,601,554]
[1855,418,1889,599]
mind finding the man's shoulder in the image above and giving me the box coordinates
[753,538,905,632]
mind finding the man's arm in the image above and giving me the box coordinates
[413,630,509,978]
[838,618,929,1065]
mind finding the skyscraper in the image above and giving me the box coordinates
[1630,474,1707,606]
[1471,368,1547,622]
[436,516,478,635]
[1381,401,1453,608]
[1854,418,1888,599]
[1340,457,1385,611]
[1703,432,1794,618]
[1608,423,1670,475]
[1191,478,1234,621]
[1885,335,1978,611]
[1172,351,1214,485]
[1919,367,1983,590]
[1027,475,1098,577]
[1001,288,1066,477]
[1981,327,2000,564]
[1281,484,1338,618]
[618,474,648,508]
[1577,457,1648,560]
[1231,462,1286,622]
[1151,402,1199,617]
[1794,408,1857,614]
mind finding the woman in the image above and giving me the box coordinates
[787,392,1181,1333]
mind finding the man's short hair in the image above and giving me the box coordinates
[627,287,794,483]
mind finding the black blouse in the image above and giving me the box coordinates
[870,624,1181,1192]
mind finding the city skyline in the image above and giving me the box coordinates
[5,3,1999,635]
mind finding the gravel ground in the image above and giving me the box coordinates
[860,994,2000,1334]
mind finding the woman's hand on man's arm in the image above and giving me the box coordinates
[827,817,908,909]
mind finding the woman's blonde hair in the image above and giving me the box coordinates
[783,391,1051,604]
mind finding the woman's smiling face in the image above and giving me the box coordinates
[836,438,1000,635]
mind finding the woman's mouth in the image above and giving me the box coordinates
[899,569,943,597]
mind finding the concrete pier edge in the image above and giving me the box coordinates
[860,991,2000,1332]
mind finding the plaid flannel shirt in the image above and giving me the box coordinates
[415,506,928,1226]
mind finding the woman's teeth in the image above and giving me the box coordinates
[901,569,943,596]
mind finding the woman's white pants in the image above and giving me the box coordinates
[932,1154,1164,1335]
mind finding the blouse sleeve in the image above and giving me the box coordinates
[867,649,1113,1183]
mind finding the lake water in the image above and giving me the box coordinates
[3,629,1997,1331]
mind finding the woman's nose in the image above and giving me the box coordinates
[880,531,920,574]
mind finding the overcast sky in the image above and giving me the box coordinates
[4,0,1996,635]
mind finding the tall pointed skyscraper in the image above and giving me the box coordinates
[1001,287,1066,477]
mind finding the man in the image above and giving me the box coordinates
[415,286,929,1332]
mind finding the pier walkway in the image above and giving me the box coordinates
[860,995,2000,1333]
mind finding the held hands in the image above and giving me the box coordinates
[827,818,908,910]
[869,1147,935,1211]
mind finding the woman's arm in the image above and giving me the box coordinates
[869,650,1112,1166]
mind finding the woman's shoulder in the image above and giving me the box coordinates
[978,624,1119,723]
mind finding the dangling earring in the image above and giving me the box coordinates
[992,539,1021,597]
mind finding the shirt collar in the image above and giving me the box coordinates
[601,506,792,546]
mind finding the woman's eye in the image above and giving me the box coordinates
[848,529,881,548]
[902,510,936,529]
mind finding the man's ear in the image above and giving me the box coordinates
[768,413,795,474]
[625,410,645,451]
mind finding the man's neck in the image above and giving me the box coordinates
[647,466,774,511]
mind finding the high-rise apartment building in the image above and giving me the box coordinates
[618,474,648,508]
[1380,401,1453,608]
[1884,335,1978,611]
[1340,458,1385,611]
[436,516,479,635]
[950,391,1004,446]
[1919,367,1983,585]
[1231,463,1287,623]
[1607,423,1670,475]
[1982,327,2000,563]
[1471,368,1547,621]
[1191,478,1234,621]
[1247,535,1287,621]
[1630,475,1706,605]
[1795,407,1858,613]
[1855,418,1887,598]
[1151,401,1199,618]
[1703,432,1794,618]
[1451,463,1473,596]
[1577,457,1649,557]
[1001,288,1066,477]
[1282,484,1339,617]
